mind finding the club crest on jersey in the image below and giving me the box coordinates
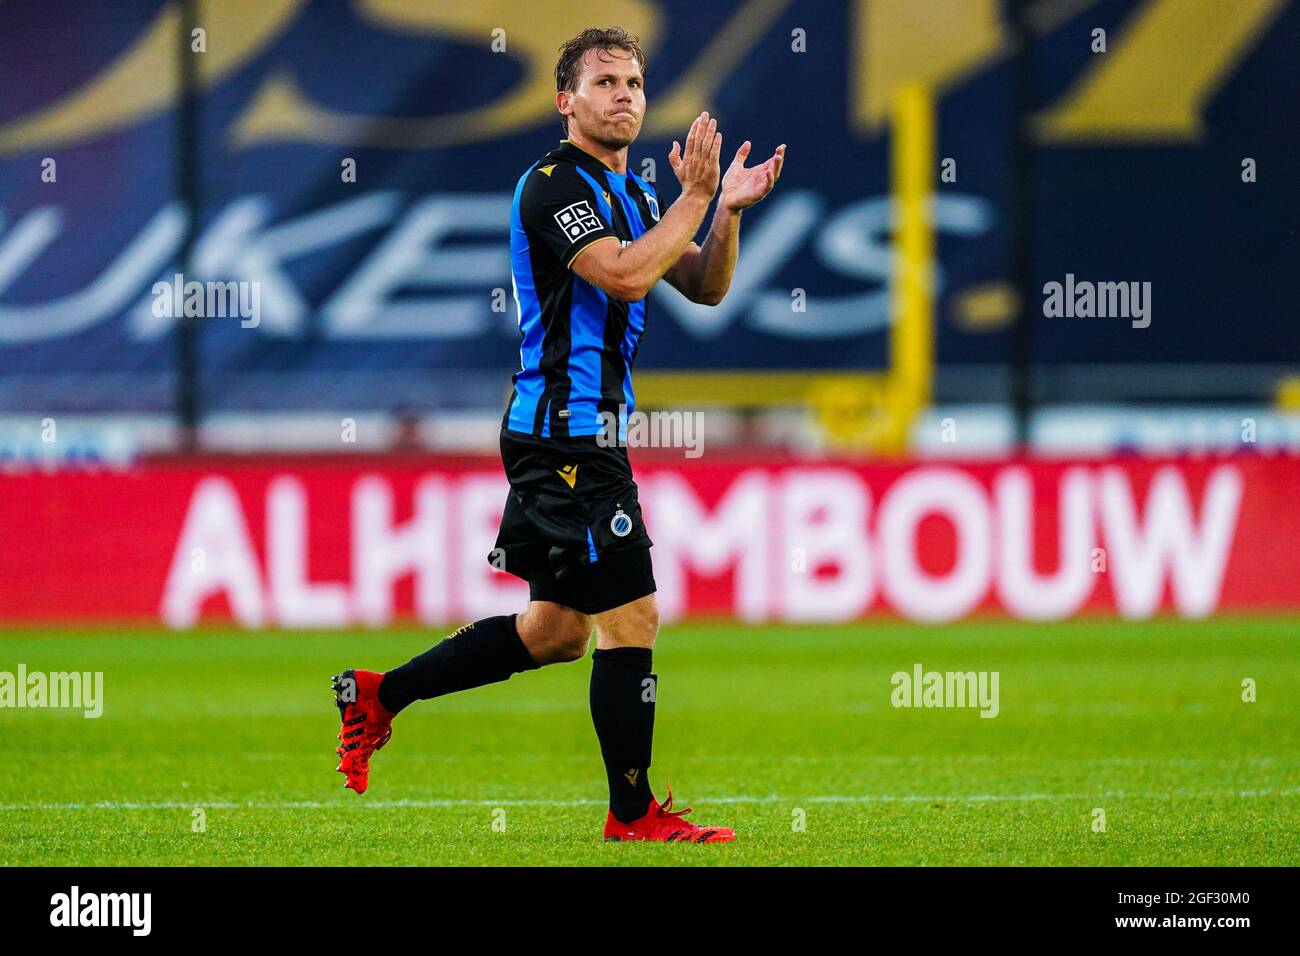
[610,509,633,537]
[641,187,660,222]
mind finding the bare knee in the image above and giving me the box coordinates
[550,619,591,662]
[593,594,659,650]
[516,602,592,665]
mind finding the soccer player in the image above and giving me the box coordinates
[333,27,785,843]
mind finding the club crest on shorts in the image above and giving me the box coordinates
[610,509,633,538]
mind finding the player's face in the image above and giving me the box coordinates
[565,48,645,149]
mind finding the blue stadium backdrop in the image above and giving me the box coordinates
[0,0,1296,413]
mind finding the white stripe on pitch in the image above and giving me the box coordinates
[2,786,1297,812]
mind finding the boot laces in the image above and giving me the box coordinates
[655,784,696,823]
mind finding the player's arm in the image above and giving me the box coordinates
[662,211,739,306]
[572,194,710,302]
[570,112,722,302]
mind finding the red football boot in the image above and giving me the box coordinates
[603,785,735,843]
[332,669,395,794]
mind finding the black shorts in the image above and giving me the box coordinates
[490,427,656,615]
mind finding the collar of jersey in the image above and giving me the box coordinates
[555,139,630,178]
[553,141,656,207]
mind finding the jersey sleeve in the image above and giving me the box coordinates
[519,163,619,269]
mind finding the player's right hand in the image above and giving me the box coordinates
[668,111,722,202]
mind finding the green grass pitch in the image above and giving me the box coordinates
[2,617,1297,866]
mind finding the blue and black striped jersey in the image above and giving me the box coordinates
[505,140,666,438]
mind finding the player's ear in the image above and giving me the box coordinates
[556,90,572,126]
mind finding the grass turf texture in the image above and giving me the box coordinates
[2,617,1297,866]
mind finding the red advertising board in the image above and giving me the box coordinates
[2,455,1295,626]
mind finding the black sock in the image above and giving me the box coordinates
[377,614,538,714]
[589,646,655,823]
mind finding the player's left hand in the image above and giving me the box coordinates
[719,141,786,212]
